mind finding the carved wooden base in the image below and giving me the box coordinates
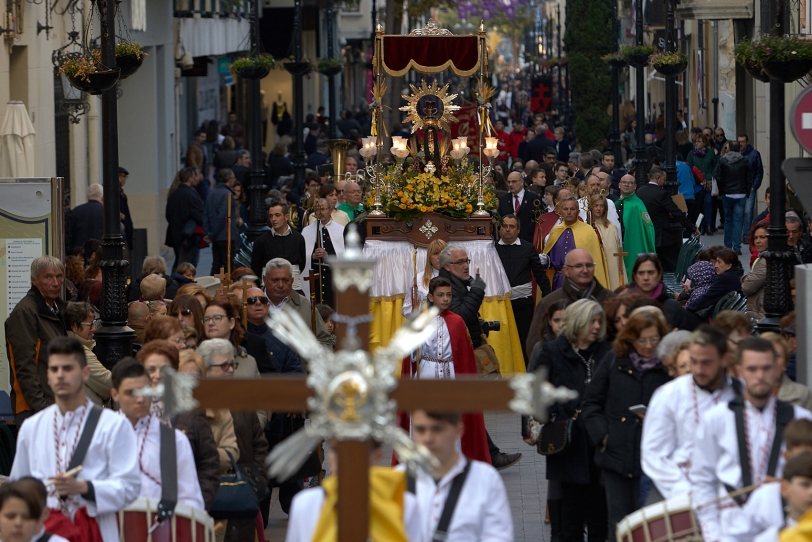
[366,212,493,247]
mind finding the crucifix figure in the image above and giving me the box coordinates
[158,226,577,541]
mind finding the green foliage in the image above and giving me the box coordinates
[115,41,145,59]
[620,44,656,61]
[750,34,812,62]
[564,0,612,150]
[230,54,277,72]
[650,50,688,66]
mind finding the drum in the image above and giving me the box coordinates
[118,497,215,542]
[616,494,702,542]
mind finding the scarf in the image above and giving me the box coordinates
[687,260,717,302]
[629,350,661,373]
[648,282,664,300]
[566,278,596,300]
[692,147,707,158]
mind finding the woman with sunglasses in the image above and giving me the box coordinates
[201,298,260,380]
[169,294,206,346]
[64,301,111,406]
[581,313,672,541]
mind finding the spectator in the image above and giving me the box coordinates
[337,182,364,222]
[145,299,167,317]
[787,214,812,266]
[316,304,336,349]
[268,142,294,188]
[738,133,764,239]
[243,287,302,373]
[307,184,350,226]
[171,262,197,288]
[686,134,717,234]
[185,129,208,173]
[582,313,672,541]
[251,201,307,292]
[683,261,717,308]
[437,245,485,347]
[741,222,768,320]
[143,315,186,349]
[204,169,240,276]
[65,183,104,252]
[712,310,754,370]
[5,256,67,425]
[165,166,205,271]
[177,283,213,311]
[220,112,246,148]
[118,167,135,250]
[201,298,260,380]
[686,248,743,317]
[231,150,252,185]
[554,126,571,162]
[127,255,180,302]
[760,332,812,411]
[655,329,693,376]
[715,141,752,255]
[629,254,700,331]
[214,136,238,171]
[140,273,166,302]
[168,294,206,346]
[526,299,611,542]
[127,301,151,345]
[64,301,111,406]
[603,290,646,342]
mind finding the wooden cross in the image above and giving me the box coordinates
[213,267,232,298]
[302,270,321,334]
[182,233,547,542]
[614,248,629,281]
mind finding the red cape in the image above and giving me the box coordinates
[395,310,492,465]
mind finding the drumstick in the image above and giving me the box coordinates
[47,465,82,484]
[695,482,763,509]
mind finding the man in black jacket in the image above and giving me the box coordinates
[636,167,699,272]
[715,141,753,255]
[524,124,556,164]
[251,201,306,294]
[497,171,544,242]
[437,244,522,470]
[65,183,104,251]
[495,214,551,364]
[165,167,205,271]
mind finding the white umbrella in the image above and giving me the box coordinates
[0,101,36,178]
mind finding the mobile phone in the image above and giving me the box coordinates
[629,404,647,417]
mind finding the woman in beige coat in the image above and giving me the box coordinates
[741,223,767,320]
[64,301,112,406]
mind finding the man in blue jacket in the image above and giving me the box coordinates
[737,133,764,241]
[203,168,239,275]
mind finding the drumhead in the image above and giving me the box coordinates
[616,493,694,539]
[123,497,215,529]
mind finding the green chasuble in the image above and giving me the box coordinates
[619,193,656,282]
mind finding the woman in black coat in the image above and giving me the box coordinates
[581,312,672,542]
[629,253,702,331]
[686,247,743,316]
[527,299,612,542]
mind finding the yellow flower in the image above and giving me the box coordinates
[465,204,473,213]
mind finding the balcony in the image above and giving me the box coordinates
[676,0,754,20]
[174,0,250,19]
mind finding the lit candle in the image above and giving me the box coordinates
[485,137,498,150]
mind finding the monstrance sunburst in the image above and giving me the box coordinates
[400,79,461,134]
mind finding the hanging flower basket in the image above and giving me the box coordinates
[601,52,627,68]
[317,57,343,76]
[621,45,657,68]
[230,54,276,80]
[282,58,313,76]
[749,34,812,83]
[651,50,688,76]
[744,62,771,82]
[761,60,812,82]
[116,41,146,79]
[60,57,121,95]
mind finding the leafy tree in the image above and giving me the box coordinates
[564,0,612,150]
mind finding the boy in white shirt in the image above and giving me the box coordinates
[754,450,812,541]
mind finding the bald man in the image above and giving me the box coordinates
[127,301,151,345]
[525,248,616,353]
[617,174,656,281]
[337,182,364,221]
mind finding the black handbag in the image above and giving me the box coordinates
[265,413,322,484]
[536,409,580,456]
[209,451,260,520]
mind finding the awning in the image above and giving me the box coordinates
[178,17,250,59]
[0,101,36,178]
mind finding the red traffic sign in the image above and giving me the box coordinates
[790,86,812,155]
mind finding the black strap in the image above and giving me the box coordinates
[157,422,178,522]
[432,460,471,542]
[406,474,415,495]
[68,406,102,470]
[37,534,52,542]
[729,398,751,506]
[767,401,795,477]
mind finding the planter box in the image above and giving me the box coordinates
[366,212,492,247]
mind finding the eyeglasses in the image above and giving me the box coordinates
[450,258,470,265]
[209,360,239,370]
[170,309,193,317]
[564,263,596,270]
[79,319,101,330]
[247,296,270,305]
[170,336,186,346]
[635,336,661,347]
[202,315,228,324]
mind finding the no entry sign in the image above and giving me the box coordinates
[790,86,812,155]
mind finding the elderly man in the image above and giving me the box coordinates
[127,301,151,345]
[263,258,332,349]
[578,173,621,232]
[5,256,68,425]
[526,248,616,353]
[498,171,543,243]
[337,181,363,221]
[302,198,345,306]
[616,174,656,282]
[66,183,104,251]
[244,286,303,373]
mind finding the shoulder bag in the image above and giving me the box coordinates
[474,334,501,379]
[209,451,260,520]
[536,409,580,456]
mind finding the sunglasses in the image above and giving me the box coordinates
[247,296,270,305]
[170,309,193,317]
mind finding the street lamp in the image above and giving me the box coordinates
[662,0,678,196]
[245,0,270,242]
[632,0,647,188]
[609,0,625,177]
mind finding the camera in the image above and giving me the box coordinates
[480,319,501,336]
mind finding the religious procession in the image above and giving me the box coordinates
[2,0,812,540]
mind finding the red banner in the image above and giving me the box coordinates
[450,104,480,155]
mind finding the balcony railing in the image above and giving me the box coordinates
[174,0,251,19]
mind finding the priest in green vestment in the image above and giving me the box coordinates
[617,174,656,282]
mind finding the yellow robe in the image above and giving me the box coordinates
[543,219,611,290]
[594,221,625,291]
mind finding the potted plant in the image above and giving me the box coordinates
[230,54,277,80]
[317,56,343,76]
[751,34,812,83]
[60,57,121,95]
[601,51,627,68]
[116,41,147,79]
[650,50,688,76]
[282,56,313,76]
[734,39,771,82]
[621,45,657,68]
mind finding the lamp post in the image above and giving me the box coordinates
[245,0,269,242]
[662,0,678,196]
[760,0,792,329]
[327,0,338,139]
[556,4,563,125]
[633,0,647,188]
[94,0,135,368]
[290,0,307,190]
[609,0,625,177]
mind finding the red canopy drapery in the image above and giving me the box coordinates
[380,35,480,77]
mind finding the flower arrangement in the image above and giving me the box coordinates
[317,56,343,74]
[116,41,146,60]
[281,56,314,76]
[366,164,495,222]
[601,51,625,62]
[750,34,812,62]
[650,50,688,66]
[231,54,277,72]
[60,57,99,83]
[620,45,657,64]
